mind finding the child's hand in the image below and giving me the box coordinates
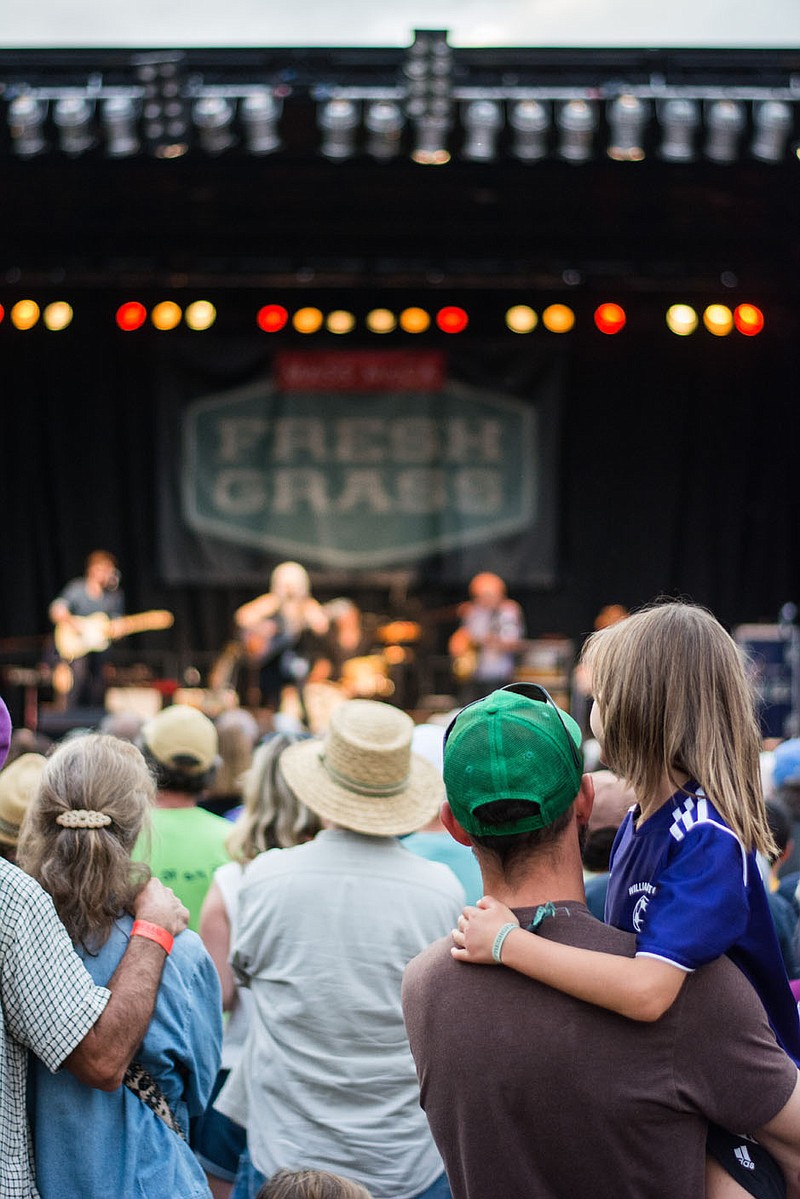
[451,896,519,964]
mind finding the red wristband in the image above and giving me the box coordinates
[131,920,174,956]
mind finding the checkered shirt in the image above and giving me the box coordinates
[0,858,110,1197]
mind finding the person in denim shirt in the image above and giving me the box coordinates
[20,733,222,1199]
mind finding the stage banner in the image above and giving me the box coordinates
[157,343,562,587]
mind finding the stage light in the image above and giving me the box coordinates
[11,301,41,330]
[658,98,699,162]
[0,305,4,325]
[703,304,733,336]
[366,308,397,333]
[399,307,431,333]
[364,102,404,160]
[461,100,503,162]
[318,99,359,160]
[136,53,190,159]
[436,306,468,334]
[43,302,74,331]
[594,303,626,334]
[257,304,289,333]
[542,304,575,333]
[751,101,793,163]
[734,304,765,336]
[508,100,550,162]
[193,97,237,155]
[8,95,47,157]
[410,114,451,165]
[101,96,140,157]
[293,307,324,333]
[556,100,596,163]
[607,94,649,162]
[704,101,745,163]
[505,305,538,333]
[53,96,95,156]
[185,301,217,331]
[326,310,356,334]
[116,302,147,331]
[240,91,282,155]
[665,304,699,336]
[151,301,182,331]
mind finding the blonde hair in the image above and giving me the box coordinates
[225,734,321,863]
[581,601,775,857]
[257,1169,373,1199]
[18,734,153,950]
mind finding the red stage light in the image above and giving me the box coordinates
[436,306,469,334]
[594,302,626,334]
[116,302,147,332]
[0,304,4,325]
[257,304,289,333]
[733,304,764,336]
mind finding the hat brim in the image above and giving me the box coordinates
[280,737,444,836]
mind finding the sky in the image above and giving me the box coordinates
[2,0,800,49]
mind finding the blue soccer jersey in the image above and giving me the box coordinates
[605,784,800,1064]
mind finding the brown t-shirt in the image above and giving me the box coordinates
[402,902,797,1199]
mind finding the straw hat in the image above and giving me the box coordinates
[279,699,443,836]
[0,753,46,849]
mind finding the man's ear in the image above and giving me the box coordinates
[440,800,474,846]
[574,773,595,827]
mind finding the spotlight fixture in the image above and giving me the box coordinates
[240,91,282,155]
[364,101,404,160]
[406,30,453,165]
[134,53,189,158]
[318,98,360,160]
[750,100,793,163]
[53,96,95,156]
[8,94,48,157]
[193,96,237,155]
[556,100,596,163]
[665,304,699,336]
[461,100,503,162]
[508,100,550,162]
[658,98,699,162]
[704,100,745,163]
[606,94,649,161]
[101,96,141,158]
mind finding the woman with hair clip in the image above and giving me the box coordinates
[19,733,222,1199]
[195,733,321,1199]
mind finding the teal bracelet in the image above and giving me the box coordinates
[491,922,520,964]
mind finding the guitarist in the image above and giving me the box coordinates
[448,571,525,704]
[234,561,329,716]
[49,550,124,709]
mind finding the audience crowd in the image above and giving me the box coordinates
[5,600,800,1199]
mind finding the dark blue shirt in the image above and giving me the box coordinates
[605,784,800,1064]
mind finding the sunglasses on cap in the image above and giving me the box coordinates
[443,681,584,773]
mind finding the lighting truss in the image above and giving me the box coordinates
[1,40,799,164]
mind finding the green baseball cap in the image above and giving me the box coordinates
[443,685,584,837]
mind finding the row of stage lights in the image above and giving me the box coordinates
[0,299,766,337]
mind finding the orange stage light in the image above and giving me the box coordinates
[292,307,324,334]
[151,301,182,331]
[11,300,40,330]
[542,304,575,333]
[399,307,431,334]
[703,304,733,337]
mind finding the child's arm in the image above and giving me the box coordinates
[452,896,687,1022]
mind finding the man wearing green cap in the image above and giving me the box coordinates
[402,685,800,1199]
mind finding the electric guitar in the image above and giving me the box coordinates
[54,610,174,661]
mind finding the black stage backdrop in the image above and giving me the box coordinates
[1,323,798,676]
